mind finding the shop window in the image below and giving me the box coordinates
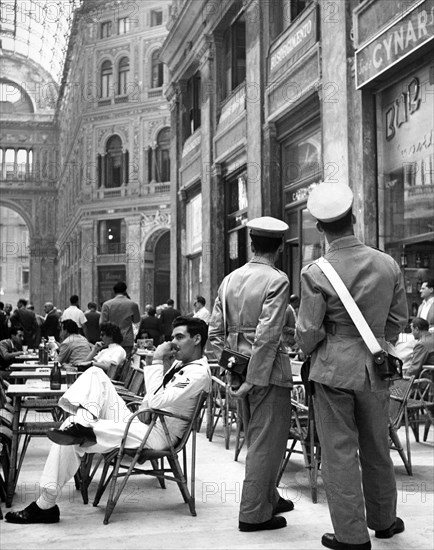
[281,119,322,293]
[97,219,126,255]
[378,65,434,314]
[117,57,129,95]
[186,193,202,256]
[226,172,248,272]
[150,9,163,27]
[118,17,130,34]
[156,128,171,182]
[21,267,29,287]
[97,135,129,188]
[184,71,201,140]
[223,15,246,98]
[100,60,113,98]
[100,21,112,38]
[151,49,164,88]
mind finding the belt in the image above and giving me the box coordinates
[324,321,384,338]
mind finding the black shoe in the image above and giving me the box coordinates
[375,517,405,539]
[47,423,96,447]
[274,496,294,514]
[321,533,371,550]
[5,501,60,524]
[239,516,287,532]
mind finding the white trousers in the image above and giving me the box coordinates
[39,367,168,504]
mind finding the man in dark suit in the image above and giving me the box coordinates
[84,302,101,344]
[10,299,39,348]
[160,299,181,341]
[41,302,61,342]
[137,307,163,347]
[296,182,408,550]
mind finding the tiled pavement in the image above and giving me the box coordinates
[2,421,433,550]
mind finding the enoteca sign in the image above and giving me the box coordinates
[355,0,434,88]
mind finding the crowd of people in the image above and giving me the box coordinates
[1,181,433,549]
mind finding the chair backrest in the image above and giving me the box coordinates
[174,391,208,452]
[389,376,415,429]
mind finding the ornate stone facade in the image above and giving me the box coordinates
[0,0,173,312]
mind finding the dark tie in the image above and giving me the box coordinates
[162,364,184,387]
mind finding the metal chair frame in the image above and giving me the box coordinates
[90,391,208,524]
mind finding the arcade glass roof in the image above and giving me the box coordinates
[0,0,82,83]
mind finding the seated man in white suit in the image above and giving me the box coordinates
[5,316,211,524]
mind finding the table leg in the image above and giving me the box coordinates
[6,396,21,507]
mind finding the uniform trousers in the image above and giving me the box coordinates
[239,384,292,523]
[38,367,170,506]
[313,382,397,545]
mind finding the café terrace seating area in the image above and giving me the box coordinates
[0,351,433,549]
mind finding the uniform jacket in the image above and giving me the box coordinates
[100,294,141,348]
[209,256,292,388]
[141,357,212,442]
[296,235,408,391]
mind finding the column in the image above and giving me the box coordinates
[125,215,142,307]
[79,219,96,306]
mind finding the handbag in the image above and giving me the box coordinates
[217,275,250,379]
[315,258,403,381]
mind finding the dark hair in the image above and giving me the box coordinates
[166,298,174,306]
[113,281,127,294]
[317,209,353,234]
[70,295,79,305]
[87,302,97,310]
[411,317,429,331]
[17,298,28,307]
[62,319,79,334]
[10,325,24,336]
[148,307,156,316]
[195,295,206,306]
[100,322,123,344]
[423,279,434,290]
[172,316,208,351]
[250,234,282,254]
[0,302,4,310]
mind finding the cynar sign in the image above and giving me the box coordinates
[355,0,434,88]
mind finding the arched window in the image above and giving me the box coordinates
[151,49,164,88]
[156,128,170,182]
[97,135,129,188]
[0,81,33,114]
[118,57,129,95]
[100,60,113,98]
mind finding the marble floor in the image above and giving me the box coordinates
[2,418,433,550]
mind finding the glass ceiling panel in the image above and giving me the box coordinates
[0,0,82,84]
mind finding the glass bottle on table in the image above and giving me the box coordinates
[50,361,62,390]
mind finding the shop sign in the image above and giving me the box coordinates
[355,0,434,88]
[269,5,317,74]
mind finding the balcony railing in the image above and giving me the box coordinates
[97,243,127,255]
